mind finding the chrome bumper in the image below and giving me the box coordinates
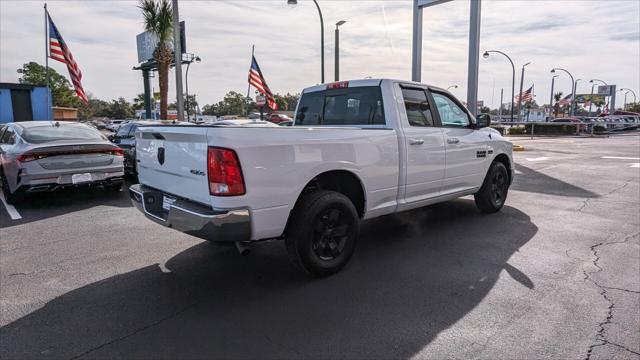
[129,184,251,242]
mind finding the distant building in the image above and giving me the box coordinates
[0,83,52,123]
[52,106,78,121]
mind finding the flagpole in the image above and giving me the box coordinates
[246,44,254,116]
[44,3,51,119]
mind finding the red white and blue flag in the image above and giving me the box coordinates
[48,13,88,104]
[515,85,534,103]
[248,55,278,110]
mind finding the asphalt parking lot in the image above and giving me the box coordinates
[1,133,639,359]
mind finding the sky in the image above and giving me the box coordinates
[1,0,639,109]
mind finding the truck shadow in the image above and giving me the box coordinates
[512,164,599,198]
[0,199,537,359]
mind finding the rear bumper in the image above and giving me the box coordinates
[129,184,251,242]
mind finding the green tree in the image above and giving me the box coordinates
[109,97,135,119]
[132,93,146,110]
[553,91,563,118]
[17,61,80,108]
[139,0,173,120]
[624,102,639,113]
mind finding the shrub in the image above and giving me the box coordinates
[508,126,526,135]
[593,125,607,134]
[524,123,577,135]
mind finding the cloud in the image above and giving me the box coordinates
[0,0,638,110]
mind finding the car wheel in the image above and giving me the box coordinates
[285,190,359,277]
[474,161,509,213]
[1,171,24,205]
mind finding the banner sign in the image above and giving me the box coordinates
[597,85,614,96]
[575,94,605,103]
[256,95,266,106]
[136,21,186,64]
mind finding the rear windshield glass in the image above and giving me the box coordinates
[295,86,385,126]
[22,124,105,144]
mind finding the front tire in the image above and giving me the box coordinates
[474,161,509,213]
[285,190,359,277]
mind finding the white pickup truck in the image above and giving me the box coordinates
[130,79,513,276]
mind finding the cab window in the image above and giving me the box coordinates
[295,86,385,126]
[431,92,470,127]
[401,87,434,127]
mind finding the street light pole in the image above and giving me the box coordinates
[335,20,346,81]
[516,62,531,121]
[171,0,185,121]
[589,79,607,116]
[288,0,324,83]
[619,88,637,104]
[483,50,515,122]
[551,68,575,116]
[573,78,582,115]
[550,74,558,117]
[184,54,201,122]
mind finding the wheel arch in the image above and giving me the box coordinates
[283,169,367,236]
[492,153,513,184]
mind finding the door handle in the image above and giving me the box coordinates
[409,139,424,145]
[447,138,460,144]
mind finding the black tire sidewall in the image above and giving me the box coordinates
[287,191,359,276]
[476,161,509,213]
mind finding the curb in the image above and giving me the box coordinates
[513,145,525,152]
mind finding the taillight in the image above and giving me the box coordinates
[111,148,124,157]
[207,147,245,196]
[16,154,43,162]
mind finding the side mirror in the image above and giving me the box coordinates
[476,113,491,128]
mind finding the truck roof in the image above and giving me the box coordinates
[302,78,447,94]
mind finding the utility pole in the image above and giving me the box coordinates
[172,0,185,121]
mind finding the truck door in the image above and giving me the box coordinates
[428,91,488,194]
[398,86,446,206]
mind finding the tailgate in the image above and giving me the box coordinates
[136,126,211,205]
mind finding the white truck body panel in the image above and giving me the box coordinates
[134,79,513,241]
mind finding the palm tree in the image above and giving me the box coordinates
[139,0,173,120]
[553,91,563,118]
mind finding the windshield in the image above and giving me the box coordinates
[22,123,106,144]
[295,86,385,126]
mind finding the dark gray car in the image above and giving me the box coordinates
[0,121,124,204]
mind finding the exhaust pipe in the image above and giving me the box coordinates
[235,241,251,256]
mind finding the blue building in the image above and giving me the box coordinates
[0,83,52,123]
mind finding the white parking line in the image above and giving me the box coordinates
[526,157,550,162]
[0,189,22,220]
[602,156,640,160]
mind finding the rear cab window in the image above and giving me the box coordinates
[295,86,385,127]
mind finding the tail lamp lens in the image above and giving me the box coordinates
[207,147,245,196]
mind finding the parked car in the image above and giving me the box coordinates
[268,113,293,124]
[0,121,124,204]
[106,119,127,132]
[129,79,513,276]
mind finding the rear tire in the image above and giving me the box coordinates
[474,161,509,213]
[1,171,24,205]
[285,190,359,277]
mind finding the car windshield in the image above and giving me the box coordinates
[22,123,105,144]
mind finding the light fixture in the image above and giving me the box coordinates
[482,51,489,59]
[287,0,297,7]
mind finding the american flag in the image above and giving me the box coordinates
[248,55,278,110]
[48,13,88,105]
[558,94,573,106]
[515,85,534,103]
